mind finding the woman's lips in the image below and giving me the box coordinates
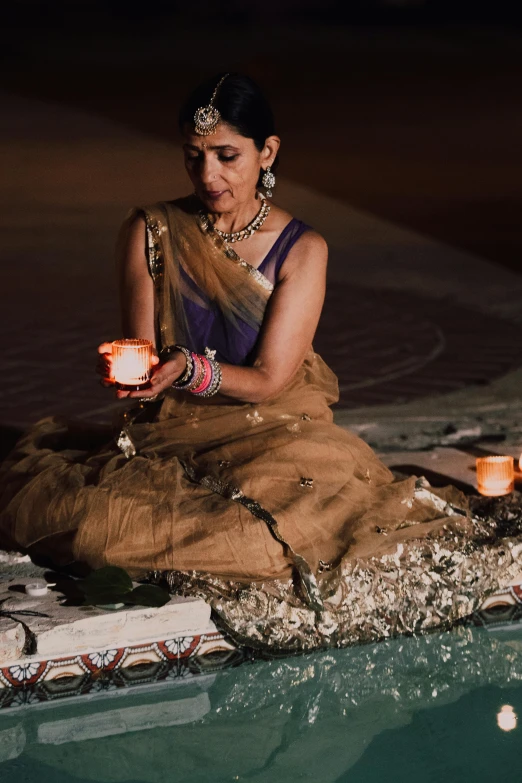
[204,190,227,200]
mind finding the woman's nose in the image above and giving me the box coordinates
[200,155,220,184]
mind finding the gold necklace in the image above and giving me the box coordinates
[199,193,271,243]
[197,205,275,292]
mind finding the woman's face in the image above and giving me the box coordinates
[182,122,278,211]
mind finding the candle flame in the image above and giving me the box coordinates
[112,339,152,387]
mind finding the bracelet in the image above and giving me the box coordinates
[164,344,223,398]
[188,353,205,390]
[200,359,222,397]
[191,356,212,394]
[192,356,222,397]
[171,345,194,387]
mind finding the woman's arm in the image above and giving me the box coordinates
[146,228,328,404]
[97,215,173,390]
[218,230,328,403]
[117,214,157,344]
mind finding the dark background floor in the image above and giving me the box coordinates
[3,5,522,274]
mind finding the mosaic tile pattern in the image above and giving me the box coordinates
[473,581,522,631]
[0,630,239,709]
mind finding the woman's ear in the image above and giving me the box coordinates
[262,135,281,168]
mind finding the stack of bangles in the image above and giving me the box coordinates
[168,345,223,398]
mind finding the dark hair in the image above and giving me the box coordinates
[178,72,279,188]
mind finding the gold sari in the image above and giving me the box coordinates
[1,198,521,653]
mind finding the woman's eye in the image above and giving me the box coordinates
[185,154,237,163]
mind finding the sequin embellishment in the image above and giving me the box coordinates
[246,410,264,426]
[145,218,164,282]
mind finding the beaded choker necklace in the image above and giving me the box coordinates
[199,193,270,243]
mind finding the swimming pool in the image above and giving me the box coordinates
[1,623,522,782]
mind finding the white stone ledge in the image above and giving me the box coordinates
[0,578,212,667]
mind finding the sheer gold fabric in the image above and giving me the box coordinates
[2,199,517,652]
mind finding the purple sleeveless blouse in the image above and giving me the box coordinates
[181,218,312,366]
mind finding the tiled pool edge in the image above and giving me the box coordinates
[0,628,242,712]
[0,628,236,688]
[0,572,239,710]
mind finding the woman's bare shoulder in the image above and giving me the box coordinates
[119,211,146,248]
[279,227,328,282]
[116,211,147,275]
[271,204,327,249]
[298,227,328,252]
[289,225,328,260]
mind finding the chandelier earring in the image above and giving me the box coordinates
[261,166,276,198]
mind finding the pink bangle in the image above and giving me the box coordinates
[191,356,212,394]
[189,353,205,390]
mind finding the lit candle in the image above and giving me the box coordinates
[476,455,514,497]
[112,339,153,391]
[497,705,517,732]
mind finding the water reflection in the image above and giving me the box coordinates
[1,624,522,782]
[497,704,517,732]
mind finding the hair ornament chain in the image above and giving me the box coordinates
[194,73,230,136]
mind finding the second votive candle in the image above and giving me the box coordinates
[476,455,514,497]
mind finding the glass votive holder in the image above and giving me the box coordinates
[111,339,153,391]
[476,455,514,497]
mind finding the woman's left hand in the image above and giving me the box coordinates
[120,352,187,399]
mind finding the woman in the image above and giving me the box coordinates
[0,74,520,653]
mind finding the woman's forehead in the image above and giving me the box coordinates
[182,123,255,150]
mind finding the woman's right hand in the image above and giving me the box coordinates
[96,342,114,387]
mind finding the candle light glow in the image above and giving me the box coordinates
[497,705,517,732]
[476,456,514,497]
[112,339,153,391]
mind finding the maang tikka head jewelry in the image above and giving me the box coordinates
[261,165,276,198]
[193,74,230,136]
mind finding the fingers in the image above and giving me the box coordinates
[151,355,160,366]
[149,364,167,387]
[149,358,182,388]
[149,371,167,387]
[127,388,158,399]
[96,350,113,387]
[98,342,113,355]
[96,359,112,376]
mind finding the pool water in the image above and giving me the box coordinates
[2,624,522,782]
